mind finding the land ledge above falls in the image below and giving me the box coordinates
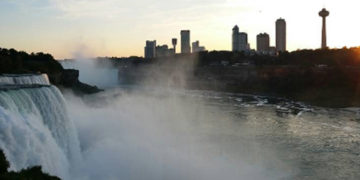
[0,70,102,95]
[48,69,103,95]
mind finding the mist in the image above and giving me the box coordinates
[58,55,294,179]
[60,58,118,89]
[64,89,291,180]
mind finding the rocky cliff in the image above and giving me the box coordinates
[0,47,102,94]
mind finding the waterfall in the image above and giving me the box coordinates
[0,74,50,85]
[0,74,81,179]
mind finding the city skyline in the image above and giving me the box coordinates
[0,0,359,59]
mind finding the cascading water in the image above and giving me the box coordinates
[0,74,50,85]
[0,74,81,179]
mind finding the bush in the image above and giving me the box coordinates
[0,149,61,180]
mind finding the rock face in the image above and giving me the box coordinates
[61,69,79,86]
[59,69,102,94]
[47,72,62,85]
[0,47,102,95]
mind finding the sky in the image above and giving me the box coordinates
[0,0,359,59]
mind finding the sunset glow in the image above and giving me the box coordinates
[0,0,359,59]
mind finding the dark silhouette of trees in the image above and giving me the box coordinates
[0,150,9,174]
[189,47,360,67]
[0,150,61,180]
[109,47,360,107]
[0,48,63,74]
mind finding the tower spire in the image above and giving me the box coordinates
[319,8,329,49]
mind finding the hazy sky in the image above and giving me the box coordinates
[0,0,359,59]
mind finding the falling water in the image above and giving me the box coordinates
[0,74,80,179]
[0,74,50,85]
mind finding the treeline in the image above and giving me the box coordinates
[0,150,60,180]
[196,47,360,67]
[0,48,63,74]
[95,47,360,68]
[108,47,360,107]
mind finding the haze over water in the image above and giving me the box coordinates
[60,60,360,180]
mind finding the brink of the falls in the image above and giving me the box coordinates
[0,74,81,179]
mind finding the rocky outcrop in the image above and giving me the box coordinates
[0,47,102,95]
[61,69,79,86]
[59,69,102,94]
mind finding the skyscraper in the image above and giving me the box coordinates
[257,33,270,53]
[181,30,191,53]
[232,25,249,52]
[239,32,248,51]
[276,18,286,52]
[232,25,240,52]
[144,40,156,59]
[319,8,330,49]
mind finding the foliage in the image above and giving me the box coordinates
[0,149,61,180]
[0,150,9,174]
[0,48,63,74]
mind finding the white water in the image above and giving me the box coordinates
[0,75,289,180]
[0,74,50,85]
[65,89,289,180]
[0,81,80,179]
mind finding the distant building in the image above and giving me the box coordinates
[276,18,286,52]
[156,45,175,57]
[232,25,249,52]
[181,30,191,53]
[239,32,248,51]
[144,40,156,59]
[156,45,169,57]
[232,26,240,51]
[257,33,270,53]
[192,41,206,52]
[172,38,177,54]
[269,46,277,56]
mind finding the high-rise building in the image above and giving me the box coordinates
[192,41,206,52]
[232,25,240,52]
[181,30,191,53]
[257,33,270,53]
[239,32,248,51]
[319,8,329,49]
[232,25,249,52]
[276,18,286,52]
[144,40,156,59]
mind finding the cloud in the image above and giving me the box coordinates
[48,0,125,18]
[48,0,224,19]
[2,0,53,12]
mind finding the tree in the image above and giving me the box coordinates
[0,150,9,174]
